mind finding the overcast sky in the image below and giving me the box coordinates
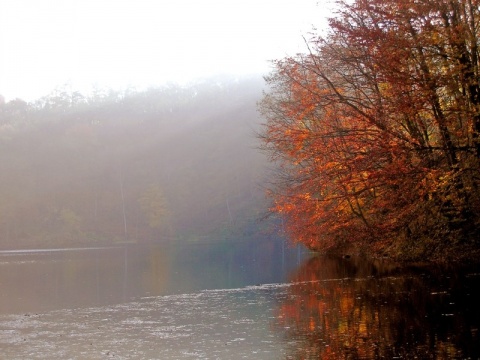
[0,0,331,101]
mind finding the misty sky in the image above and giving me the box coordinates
[0,0,331,101]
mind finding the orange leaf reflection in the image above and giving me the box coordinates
[272,256,480,359]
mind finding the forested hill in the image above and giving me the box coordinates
[0,76,269,249]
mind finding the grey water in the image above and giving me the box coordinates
[0,238,305,315]
[0,239,479,359]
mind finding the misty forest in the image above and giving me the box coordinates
[2,0,480,262]
[0,77,268,249]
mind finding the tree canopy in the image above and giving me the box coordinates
[260,0,480,261]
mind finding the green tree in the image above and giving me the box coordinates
[138,184,167,229]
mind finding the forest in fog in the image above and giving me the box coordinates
[0,76,268,249]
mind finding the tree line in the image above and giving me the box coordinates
[0,76,268,249]
[259,0,480,261]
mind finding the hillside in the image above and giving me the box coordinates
[0,76,270,249]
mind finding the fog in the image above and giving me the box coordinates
[0,0,330,248]
[0,0,328,102]
[0,76,270,249]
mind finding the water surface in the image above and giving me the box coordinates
[1,242,479,359]
[0,238,305,314]
[275,255,480,359]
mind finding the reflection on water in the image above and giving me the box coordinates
[0,238,307,315]
[273,255,480,359]
[1,245,479,358]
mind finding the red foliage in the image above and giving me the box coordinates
[260,0,480,257]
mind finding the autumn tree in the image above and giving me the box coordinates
[260,0,480,259]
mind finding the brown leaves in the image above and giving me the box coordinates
[260,0,480,258]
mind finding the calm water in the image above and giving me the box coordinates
[0,240,479,359]
[276,256,480,359]
[0,238,306,315]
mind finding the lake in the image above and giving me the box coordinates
[0,239,479,359]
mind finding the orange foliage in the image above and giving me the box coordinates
[260,0,480,258]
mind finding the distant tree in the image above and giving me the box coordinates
[1,98,28,124]
[138,184,167,230]
[60,207,82,234]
